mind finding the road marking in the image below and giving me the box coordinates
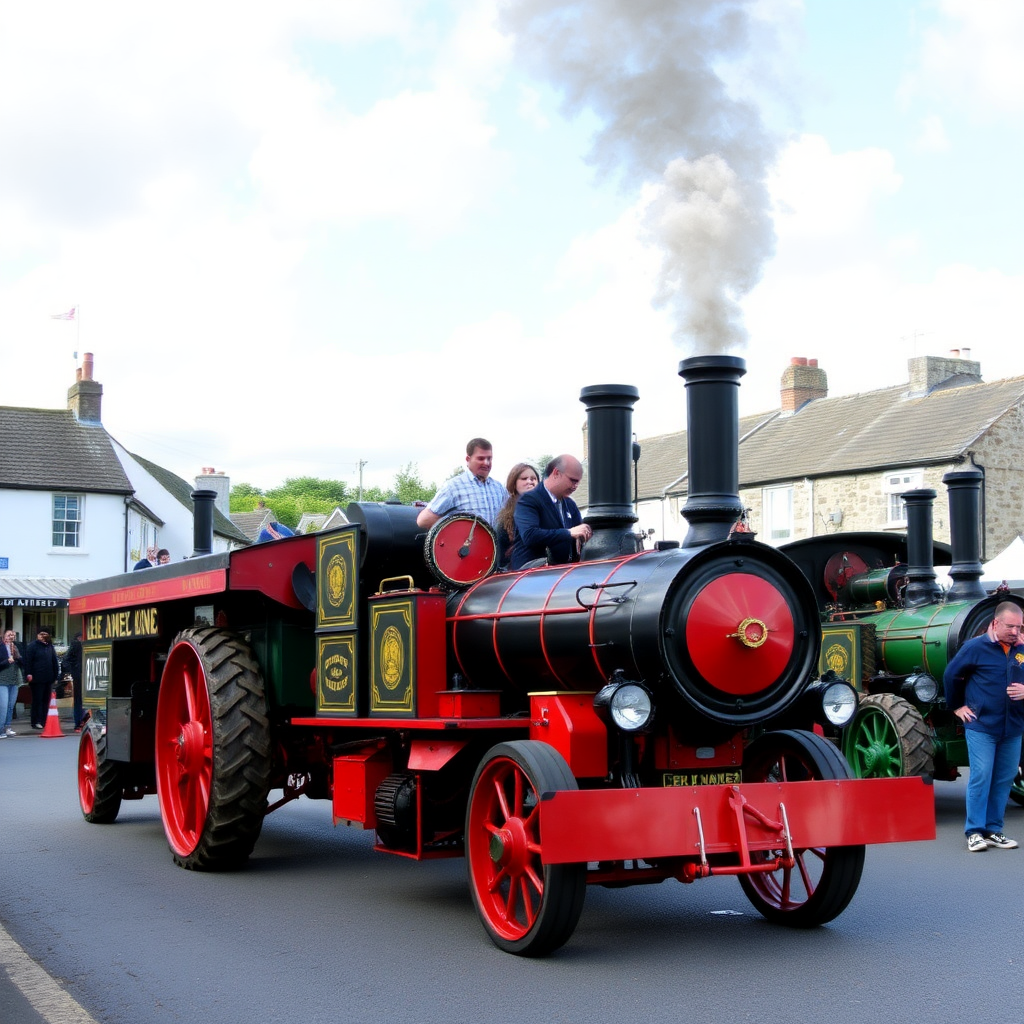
[0,921,100,1024]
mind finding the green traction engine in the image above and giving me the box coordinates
[783,472,1024,803]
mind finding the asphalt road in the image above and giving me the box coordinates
[2,727,1023,1024]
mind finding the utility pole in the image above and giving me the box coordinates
[357,460,367,502]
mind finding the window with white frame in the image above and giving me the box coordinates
[52,494,83,547]
[762,485,794,545]
[882,470,923,526]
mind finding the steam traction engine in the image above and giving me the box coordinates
[72,357,934,956]
[783,477,1024,795]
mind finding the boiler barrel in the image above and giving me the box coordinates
[448,539,821,728]
[868,594,1024,679]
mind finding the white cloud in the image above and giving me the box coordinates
[249,85,503,232]
[914,114,950,153]
[769,135,902,240]
[741,133,1024,414]
[906,0,1024,114]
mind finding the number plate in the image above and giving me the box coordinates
[662,770,742,787]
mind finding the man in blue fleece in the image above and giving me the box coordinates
[944,601,1024,852]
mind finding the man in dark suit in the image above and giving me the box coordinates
[511,455,593,569]
[23,629,60,730]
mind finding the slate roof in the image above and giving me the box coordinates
[736,375,1024,487]
[0,407,132,494]
[578,372,1024,505]
[128,451,250,545]
[295,508,349,534]
[231,509,275,542]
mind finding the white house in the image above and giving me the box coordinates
[0,354,248,645]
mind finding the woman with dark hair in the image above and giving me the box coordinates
[495,462,539,569]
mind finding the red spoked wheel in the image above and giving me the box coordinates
[155,628,271,871]
[465,741,585,956]
[78,726,122,824]
[738,730,865,927]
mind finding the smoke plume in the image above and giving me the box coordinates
[500,0,780,351]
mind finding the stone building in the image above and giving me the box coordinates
[580,352,1024,562]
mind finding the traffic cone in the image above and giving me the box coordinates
[40,692,64,738]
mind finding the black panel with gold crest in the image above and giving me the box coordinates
[316,526,362,716]
[317,526,359,629]
[820,621,876,689]
[317,633,359,715]
[369,589,446,717]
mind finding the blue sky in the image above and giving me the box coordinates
[1,0,1021,495]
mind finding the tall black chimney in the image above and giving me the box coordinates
[901,489,943,607]
[191,489,217,557]
[677,355,746,547]
[943,468,987,601]
[578,384,642,561]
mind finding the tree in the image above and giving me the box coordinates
[266,477,350,506]
[392,463,436,504]
[228,466,435,529]
[229,483,264,512]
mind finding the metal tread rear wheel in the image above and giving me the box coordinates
[155,628,271,871]
[843,693,934,778]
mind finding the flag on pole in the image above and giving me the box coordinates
[51,307,77,320]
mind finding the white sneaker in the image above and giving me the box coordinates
[984,832,1019,850]
[5,729,14,736]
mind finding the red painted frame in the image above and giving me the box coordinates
[538,776,936,865]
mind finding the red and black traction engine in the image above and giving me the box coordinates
[72,356,934,956]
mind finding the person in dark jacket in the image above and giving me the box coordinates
[64,631,84,730]
[944,601,1024,852]
[511,455,592,569]
[23,629,61,730]
[134,545,159,570]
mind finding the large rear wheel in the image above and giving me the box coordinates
[739,730,865,927]
[78,726,123,824]
[842,693,934,778]
[155,628,271,870]
[466,740,586,956]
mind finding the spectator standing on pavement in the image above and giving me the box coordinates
[64,631,84,731]
[23,629,61,731]
[0,630,23,738]
[944,601,1024,852]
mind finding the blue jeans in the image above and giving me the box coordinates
[964,729,1023,835]
[0,682,18,732]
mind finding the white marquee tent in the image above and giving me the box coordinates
[936,535,1024,592]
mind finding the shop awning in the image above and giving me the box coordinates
[0,577,87,607]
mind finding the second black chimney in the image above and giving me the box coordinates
[678,355,746,547]
[579,384,641,560]
[191,489,217,557]
[943,468,987,601]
